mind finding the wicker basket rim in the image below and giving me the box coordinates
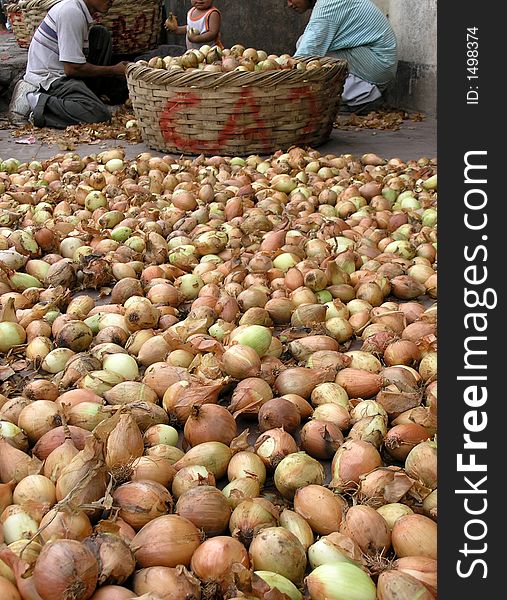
[126,56,348,90]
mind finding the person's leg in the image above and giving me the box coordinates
[32,77,111,129]
[328,48,388,109]
[86,24,129,104]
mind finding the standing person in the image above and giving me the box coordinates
[8,0,129,128]
[165,0,223,50]
[287,0,398,114]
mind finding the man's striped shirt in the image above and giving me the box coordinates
[294,0,398,86]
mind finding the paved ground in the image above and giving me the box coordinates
[0,116,437,163]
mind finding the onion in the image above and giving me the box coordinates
[258,397,301,433]
[83,533,136,586]
[300,419,344,459]
[227,450,267,485]
[190,536,249,589]
[339,504,391,557]
[132,566,201,600]
[254,571,302,600]
[33,539,99,600]
[112,480,173,530]
[391,514,438,559]
[13,474,56,506]
[293,485,346,535]
[330,439,382,491]
[308,532,364,569]
[222,476,261,508]
[274,452,324,499]
[376,503,414,530]
[222,344,261,379]
[279,509,314,550]
[39,509,92,543]
[377,570,434,600]
[228,377,273,418]
[90,586,135,600]
[171,465,216,499]
[184,404,237,446]
[229,498,279,547]
[254,428,298,470]
[305,562,376,600]
[130,456,176,487]
[175,485,231,536]
[392,556,437,596]
[173,441,232,479]
[0,576,21,600]
[250,526,306,583]
[131,515,202,568]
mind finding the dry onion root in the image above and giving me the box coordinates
[0,145,437,598]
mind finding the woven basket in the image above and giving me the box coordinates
[126,57,348,156]
[95,0,164,55]
[5,0,163,54]
[5,0,58,49]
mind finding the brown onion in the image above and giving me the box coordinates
[190,536,249,588]
[131,515,201,568]
[300,419,344,459]
[391,514,437,559]
[39,509,92,543]
[249,526,307,584]
[175,485,231,536]
[254,428,298,469]
[184,404,237,446]
[384,423,430,461]
[258,397,301,433]
[294,485,346,535]
[229,498,279,547]
[90,586,135,600]
[340,504,391,557]
[83,533,136,586]
[33,539,99,600]
[377,570,434,600]
[112,480,173,531]
[392,556,437,595]
[330,439,383,491]
[132,566,201,600]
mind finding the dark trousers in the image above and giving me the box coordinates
[33,25,128,129]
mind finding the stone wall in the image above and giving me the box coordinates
[163,1,437,114]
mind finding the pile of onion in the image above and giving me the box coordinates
[0,144,437,599]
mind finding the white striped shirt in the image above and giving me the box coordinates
[294,0,398,85]
[24,0,93,91]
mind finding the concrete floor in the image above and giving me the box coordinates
[0,116,437,163]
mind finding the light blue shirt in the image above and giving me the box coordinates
[294,0,398,86]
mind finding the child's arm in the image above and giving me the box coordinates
[187,11,221,44]
[165,13,187,36]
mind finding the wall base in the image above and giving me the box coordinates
[384,61,437,117]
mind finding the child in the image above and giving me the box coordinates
[165,0,223,50]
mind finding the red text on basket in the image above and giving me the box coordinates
[158,86,320,153]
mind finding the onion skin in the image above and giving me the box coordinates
[249,526,307,584]
[392,556,437,596]
[32,539,99,600]
[330,439,382,491]
[89,586,136,600]
[175,485,231,536]
[294,485,346,535]
[339,505,391,557]
[132,566,201,600]
[190,536,249,585]
[131,515,202,568]
[391,514,437,559]
[377,570,435,600]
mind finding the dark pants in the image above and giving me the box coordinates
[33,25,128,129]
